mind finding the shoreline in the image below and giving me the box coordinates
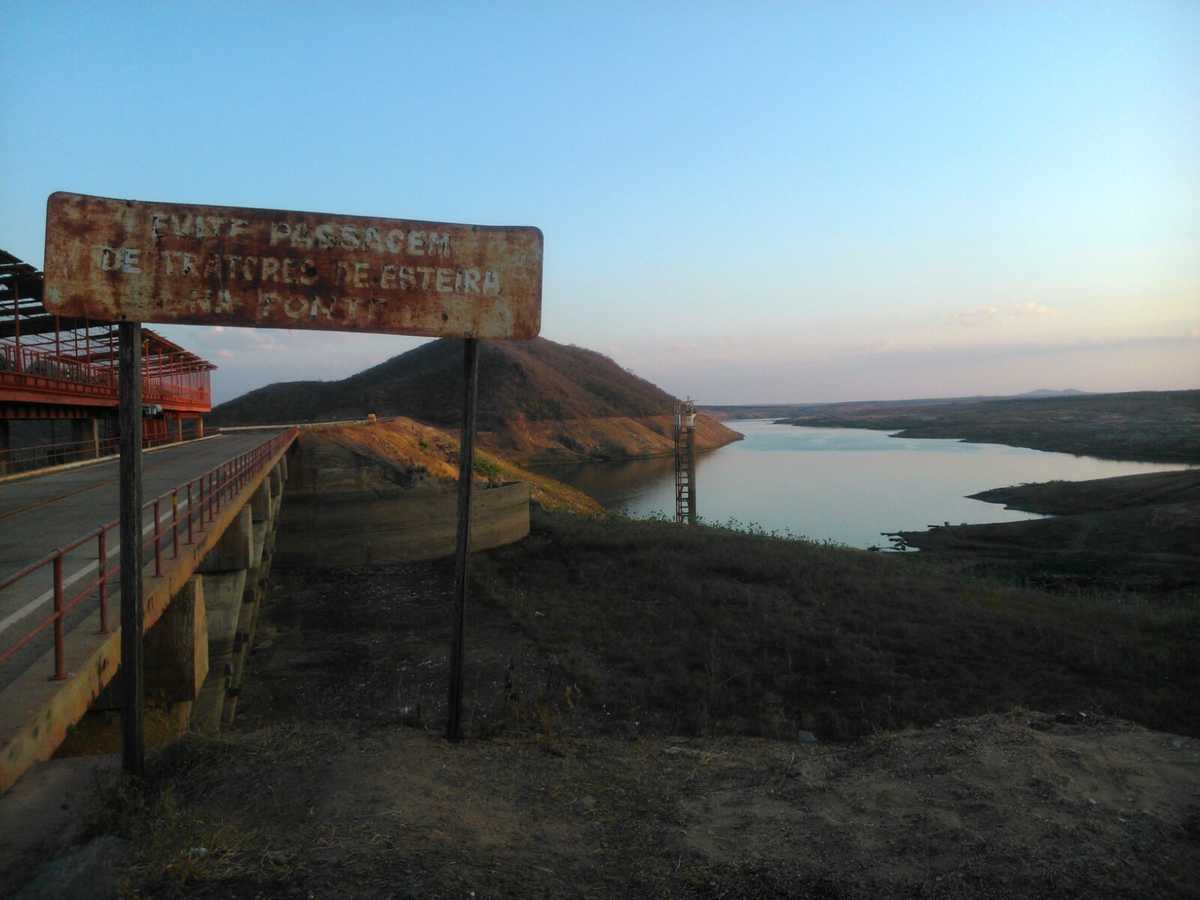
[707,389,1200,467]
[772,418,1200,466]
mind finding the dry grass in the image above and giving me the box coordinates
[471,512,1200,741]
[308,417,604,515]
[83,724,346,894]
[69,513,1200,899]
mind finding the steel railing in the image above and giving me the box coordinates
[0,341,212,408]
[0,430,203,476]
[0,428,296,680]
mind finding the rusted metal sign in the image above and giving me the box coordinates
[43,192,543,339]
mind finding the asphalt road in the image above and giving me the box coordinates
[0,432,282,690]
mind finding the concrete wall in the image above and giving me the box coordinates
[274,480,530,568]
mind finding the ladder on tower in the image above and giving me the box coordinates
[674,400,694,525]
[674,425,689,524]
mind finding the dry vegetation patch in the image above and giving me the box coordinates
[472,513,1199,741]
[68,515,1200,898]
[304,418,603,515]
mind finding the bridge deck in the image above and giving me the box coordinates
[0,432,282,690]
[0,430,293,790]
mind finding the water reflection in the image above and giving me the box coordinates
[543,420,1191,549]
[544,456,677,511]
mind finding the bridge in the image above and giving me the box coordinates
[0,423,297,791]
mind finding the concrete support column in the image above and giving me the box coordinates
[89,418,101,458]
[195,417,205,438]
[175,415,184,443]
[192,506,253,735]
[55,577,209,756]
[144,577,210,705]
[223,579,263,726]
[250,478,274,524]
[191,570,247,734]
[268,464,283,523]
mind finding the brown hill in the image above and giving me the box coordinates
[212,337,742,464]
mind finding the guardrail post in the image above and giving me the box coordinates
[172,490,179,558]
[187,482,194,542]
[52,554,66,680]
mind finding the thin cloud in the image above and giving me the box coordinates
[1012,301,1056,318]
[949,306,1000,327]
[949,302,1057,327]
[249,332,288,353]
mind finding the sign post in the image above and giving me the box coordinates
[44,192,543,750]
[446,338,479,740]
[117,322,144,775]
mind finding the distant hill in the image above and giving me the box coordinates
[702,389,1088,421]
[764,389,1200,464]
[1016,388,1088,399]
[212,337,742,463]
[212,338,672,429]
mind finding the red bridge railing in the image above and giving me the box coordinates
[0,428,296,681]
[0,339,212,410]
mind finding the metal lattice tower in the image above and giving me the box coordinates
[673,399,696,525]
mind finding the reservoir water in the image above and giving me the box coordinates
[547,419,1190,549]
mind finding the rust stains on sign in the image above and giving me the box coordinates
[42,192,542,340]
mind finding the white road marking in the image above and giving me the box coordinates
[0,497,194,635]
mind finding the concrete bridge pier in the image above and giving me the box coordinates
[55,577,210,755]
[192,458,286,733]
[191,507,253,735]
[222,467,280,725]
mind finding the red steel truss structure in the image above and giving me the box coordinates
[1,249,216,471]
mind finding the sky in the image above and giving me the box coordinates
[2,1,1197,405]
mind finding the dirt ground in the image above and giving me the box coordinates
[69,560,1199,899]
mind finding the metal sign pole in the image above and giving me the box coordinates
[446,337,480,741]
[118,321,145,775]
